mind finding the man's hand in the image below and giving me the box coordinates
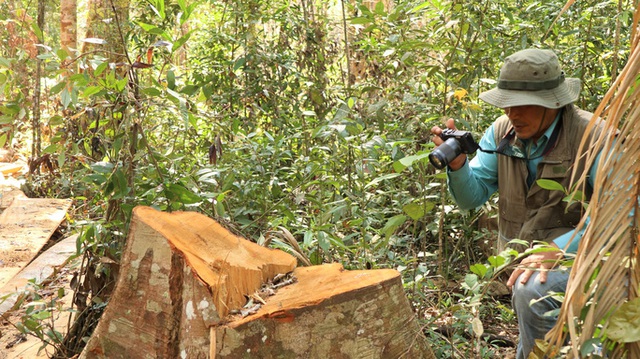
[430,118,467,171]
[507,243,564,287]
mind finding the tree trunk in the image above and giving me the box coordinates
[79,206,434,359]
[60,0,77,55]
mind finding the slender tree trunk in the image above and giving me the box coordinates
[32,0,46,158]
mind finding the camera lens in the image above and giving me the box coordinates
[429,138,462,169]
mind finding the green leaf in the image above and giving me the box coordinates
[94,62,108,77]
[142,87,162,96]
[115,78,128,92]
[347,97,355,108]
[50,81,67,95]
[332,103,350,122]
[233,56,246,71]
[173,32,192,52]
[350,17,373,25]
[164,182,201,204]
[31,22,43,41]
[402,202,425,220]
[580,338,603,357]
[60,88,72,109]
[536,179,566,192]
[45,328,64,343]
[42,143,59,154]
[508,238,530,248]
[408,1,430,14]
[167,70,176,90]
[177,0,198,24]
[150,0,166,19]
[24,318,40,331]
[91,161,115,174]
[32,310,52,320]
[381,214,407,238]
[167,88,184,103]
[364,173,402,188]
[105,168,129,199]
[464,273,479,290]
[563,190,586,203]
[82,86,103,98]
[181,85,199,96]
[605,297,640,342]
[469,263,488,278]
[487,255,506,268]
[317,231,330,252]
[393,152,430,172]
[15,322,27,334]
[136,21,167,38]
[524,245,561,256]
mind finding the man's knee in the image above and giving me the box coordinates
[511,271,569,316]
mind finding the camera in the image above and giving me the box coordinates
[429,129,479,169]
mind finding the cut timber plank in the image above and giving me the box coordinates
[0,187,25,211]
[0,236,78,359]
[0,197,72,289]
[0,234,78,317]
[80,206,434,359]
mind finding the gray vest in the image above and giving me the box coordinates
[494,105,600,244]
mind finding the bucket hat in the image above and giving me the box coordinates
[479,49,581,109]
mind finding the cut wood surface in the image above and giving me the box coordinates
[0,192,72,289]
[0,187,25,210]
[0,234,78,316]
[217,263,432,358]
[80,206,434,359]
[0,235,78,359]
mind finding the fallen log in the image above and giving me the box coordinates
[80,206,434,358]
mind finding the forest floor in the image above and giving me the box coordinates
[0,154,520,358]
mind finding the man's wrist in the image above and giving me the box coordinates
[447,155,468,171]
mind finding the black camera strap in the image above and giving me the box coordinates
[480,117,563,160]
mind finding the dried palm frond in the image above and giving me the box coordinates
[545,6,640,358]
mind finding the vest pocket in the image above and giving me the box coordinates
[538,161,569,178]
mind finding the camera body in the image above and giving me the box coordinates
[429,129,479,169]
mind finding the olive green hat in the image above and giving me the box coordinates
[479,49,581,109]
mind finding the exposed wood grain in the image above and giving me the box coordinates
[0,196,71,289]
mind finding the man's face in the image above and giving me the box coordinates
[503,105,556,141]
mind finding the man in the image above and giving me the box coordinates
[431,48,601,358]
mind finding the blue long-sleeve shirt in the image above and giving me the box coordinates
[446,115,598,253]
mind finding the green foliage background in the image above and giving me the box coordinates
[0,0,631,357]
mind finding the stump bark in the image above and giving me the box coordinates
[80,206,434,359]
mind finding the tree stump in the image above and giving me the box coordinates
[79,206,433,359]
